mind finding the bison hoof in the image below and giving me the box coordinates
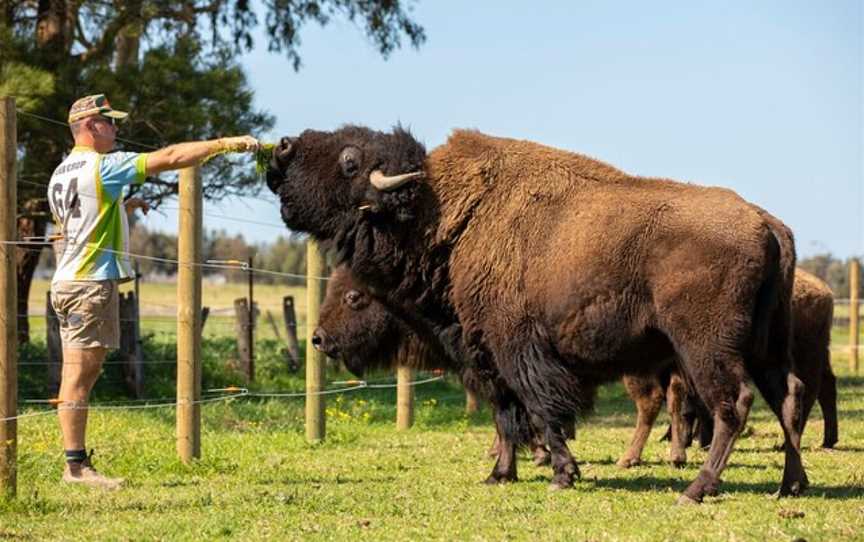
[616,457,641,469]
[778,482,802,498]
[669,455,687,469]
[549,468,578,490]
[484,473,517,485]
[704,479,722,497]
[779,477,809,497]
[676,494,701,506]
[547,479,570,491]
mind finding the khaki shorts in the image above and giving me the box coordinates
[51,280,120,349]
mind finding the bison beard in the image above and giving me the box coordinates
[267,125,808,503]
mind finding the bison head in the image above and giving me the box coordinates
[265,125,427,242]
[312,265,406,377]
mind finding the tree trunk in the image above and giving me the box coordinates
[36,0,67,50]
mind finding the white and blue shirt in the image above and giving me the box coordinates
[48,146,148,284]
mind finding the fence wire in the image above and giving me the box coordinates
[2,374,448,423]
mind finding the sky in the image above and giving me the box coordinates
[140,0,863,258]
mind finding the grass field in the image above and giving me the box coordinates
[4,284,864,540]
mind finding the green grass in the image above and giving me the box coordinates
[4,326,864,540]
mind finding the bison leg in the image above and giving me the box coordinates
[496,336,585,490]
[750,368,809,496]
[483,402,527,484]
[530,434,552,466]
[818,366,838,449]
[546,423,580,490]
[665,370,689,467]
[487,432,501,458]
[678,380,754,505]
[680,393,715,449]
[618,375,664,468]
[487,422,552,466]
[485,431,518,484]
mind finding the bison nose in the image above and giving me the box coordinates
[266,137,296,193]
[274,136,295,166]
[311,328,334,355]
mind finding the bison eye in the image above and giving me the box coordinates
[344,289,366,309]
[339,146,363,177]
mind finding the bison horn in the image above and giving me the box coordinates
[369,169,424,191]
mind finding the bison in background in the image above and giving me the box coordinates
[657,269,839,461]
[267,125,807,503]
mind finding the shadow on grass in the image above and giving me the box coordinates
[275,475,399,486]
[584,456,771,471]
[585,475,864,500]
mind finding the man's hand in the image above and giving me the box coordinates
[124,198,150,216]
[219,135,260,153]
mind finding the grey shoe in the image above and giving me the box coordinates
[62,450,123,490]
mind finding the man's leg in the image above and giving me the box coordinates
[53,280,123,489]
[59,345,123,489]
[58,346,106,452]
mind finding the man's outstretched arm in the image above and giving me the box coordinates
[145,135,259,175]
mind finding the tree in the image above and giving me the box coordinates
[0,0,426,340]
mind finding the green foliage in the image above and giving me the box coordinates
[2,0,424,210]
[0,62,54,111]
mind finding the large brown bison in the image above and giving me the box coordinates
[267,126,806,503]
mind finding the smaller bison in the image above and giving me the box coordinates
[314,265,557,477]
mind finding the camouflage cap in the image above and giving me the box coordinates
[68,94,129,124]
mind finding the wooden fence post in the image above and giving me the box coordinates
[850,258,860,374]
[305,240,326,442]
[132,262,143,389]
[234,297,252,382]
[396,366,415,430]
[177,166,202,462]
[247,255,255,382]
[282,296,301,371]
[465,390,479,415]
[119,292,143,398]
[46,291,62,394]
[0,96,18,498]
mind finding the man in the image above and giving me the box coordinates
[47,94,259,489]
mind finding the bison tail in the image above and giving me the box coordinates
[751,212,796,369]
